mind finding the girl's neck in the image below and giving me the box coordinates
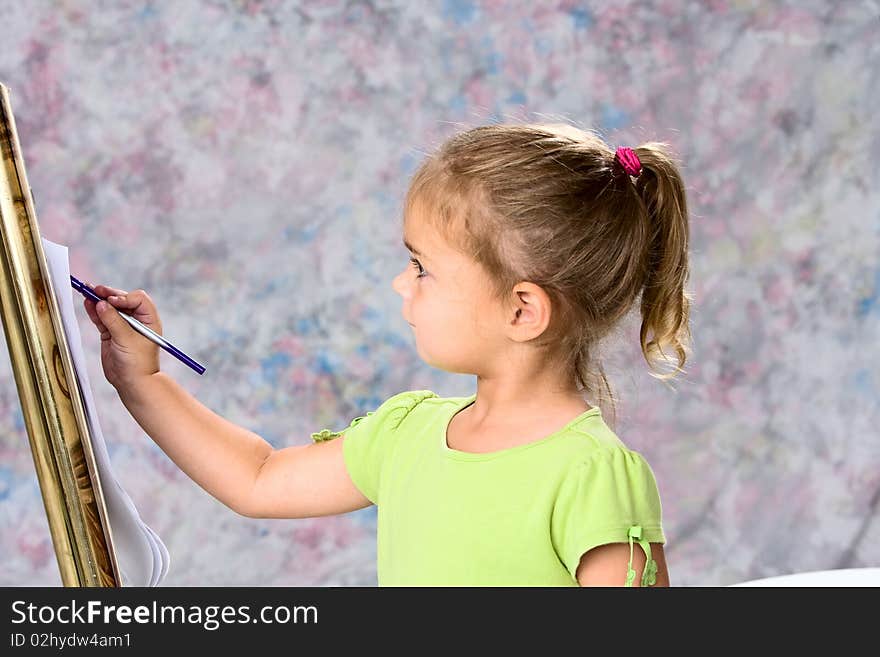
[446,380,593,454]
[465,376,591,431]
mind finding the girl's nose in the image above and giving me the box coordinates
[392,270,408,296]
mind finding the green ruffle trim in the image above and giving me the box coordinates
[310,429,342,443]
[310,412,373,443]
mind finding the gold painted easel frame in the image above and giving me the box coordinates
[0,81,120,586]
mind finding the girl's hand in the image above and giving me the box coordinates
[82,283,163,390]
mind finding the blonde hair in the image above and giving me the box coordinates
[405,122,694,426]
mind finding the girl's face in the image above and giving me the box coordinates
[392,210,508,375]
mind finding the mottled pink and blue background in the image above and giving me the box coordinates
[1,1,878,586]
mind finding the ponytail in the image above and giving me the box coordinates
[633,143,694,385]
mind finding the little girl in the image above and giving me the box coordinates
[84,122,692,587]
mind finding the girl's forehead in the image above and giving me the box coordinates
[404,201,464,251]
[403,201,487,277]
[403,212,444,256]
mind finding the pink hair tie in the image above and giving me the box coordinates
[615,146,642,178]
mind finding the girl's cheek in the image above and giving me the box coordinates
[410,285,423,312]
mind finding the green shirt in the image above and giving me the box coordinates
[311,390,666,586]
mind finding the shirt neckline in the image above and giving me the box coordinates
[440,393,602,461]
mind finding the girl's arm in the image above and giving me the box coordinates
[240,435,372,519]
[575,542,670,587]
[118,374,372,518]
[85,285,371,519]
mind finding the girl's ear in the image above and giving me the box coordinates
[507,282,552,342]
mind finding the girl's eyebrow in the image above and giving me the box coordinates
[403,238,425,257]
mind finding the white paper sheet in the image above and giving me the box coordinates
[42,237,170,587]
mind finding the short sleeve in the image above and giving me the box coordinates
[310,390,438,505]
[551,448,666,583]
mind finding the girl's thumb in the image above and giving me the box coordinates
[96,300,127,337]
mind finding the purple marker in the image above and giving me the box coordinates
[70,275,206,375]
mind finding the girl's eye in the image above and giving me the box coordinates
[409,257,427,278]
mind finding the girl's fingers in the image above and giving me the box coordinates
[106,290,146,311]
[83,285,159,330]
[93,284,128,297]
[106,290,159,327]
